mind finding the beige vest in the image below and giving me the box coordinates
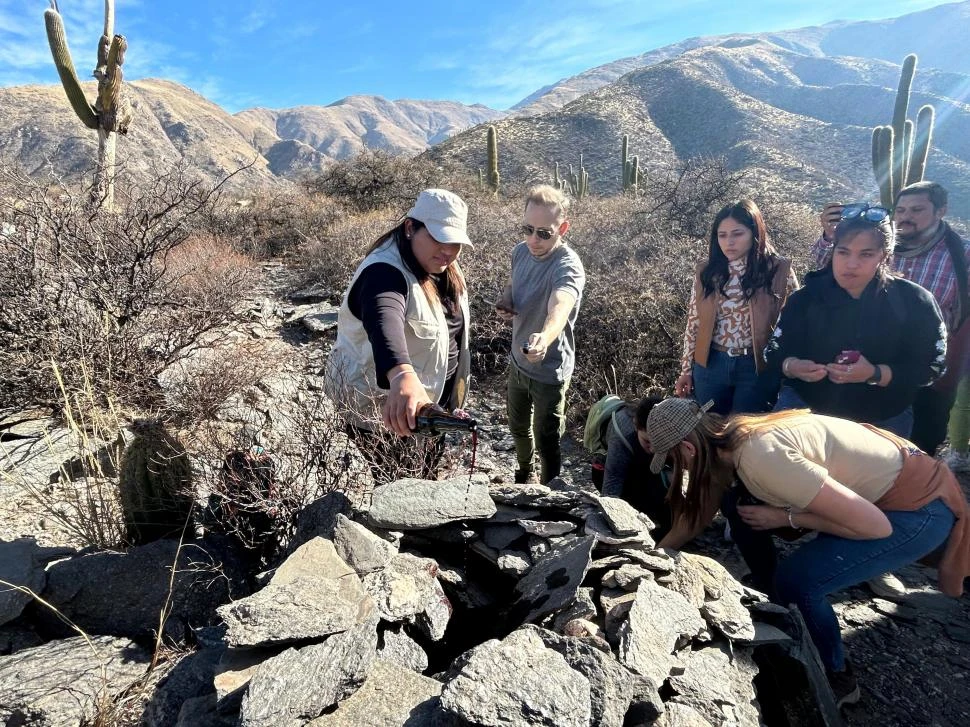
[324,237,470,429]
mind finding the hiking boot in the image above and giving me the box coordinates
[866,572,907,600]
[943,449,970,473]
[826,661,861,709]
[514,468,539,485]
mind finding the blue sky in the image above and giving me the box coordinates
[0,0,951,113]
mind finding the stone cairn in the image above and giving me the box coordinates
[150,474,838,726]
[0,469,842,726]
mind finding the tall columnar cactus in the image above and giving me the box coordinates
[486,125,500,194]
[566,154,588,199]
[554,162,565,192]
[871,54,935,207]
[118,420,194,545]
[45,0,132,211]
[621,135,630,191]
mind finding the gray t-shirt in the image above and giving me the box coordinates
[509,241,586,384]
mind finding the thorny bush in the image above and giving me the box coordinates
[0,163,257,411]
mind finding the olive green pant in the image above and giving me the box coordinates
[507,364,568,483]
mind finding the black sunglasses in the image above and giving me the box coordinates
[521,224,556,241]
[840,203,891,223]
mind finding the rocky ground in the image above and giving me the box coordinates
[1,260,968,726]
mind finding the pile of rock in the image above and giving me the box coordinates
[134,474,836,726]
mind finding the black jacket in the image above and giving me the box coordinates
[764,268,946,422]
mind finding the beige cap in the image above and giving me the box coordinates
[407,189,473,247]
[647,398,714,473]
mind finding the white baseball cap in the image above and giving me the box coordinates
[407,189,473,247]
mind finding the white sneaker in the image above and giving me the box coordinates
[867,572,907,600]
[943,449,970,473]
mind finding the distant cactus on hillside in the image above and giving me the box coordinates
[486,125,500,194]
[44,0,132,210]
[621,135,639,193]
[871,54,935,207]
[119,419,194,545]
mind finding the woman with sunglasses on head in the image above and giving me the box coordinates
[324,189,473,480]
[765,206,947,438]
[676,199,798,414]
[647,397,970,708]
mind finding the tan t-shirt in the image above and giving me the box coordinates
[732,414,903,510]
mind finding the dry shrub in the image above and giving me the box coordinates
[0,163,257,411]
[162,233,256,302]
[159,338,291,425]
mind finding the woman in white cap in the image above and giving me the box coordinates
[325,189,473,478]
[647,397,969,708]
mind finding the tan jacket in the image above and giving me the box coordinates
[692,257,793,374]
[324,238,470,429]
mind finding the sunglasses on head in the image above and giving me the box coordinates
[521,224,556,241]
[840,203,892,223]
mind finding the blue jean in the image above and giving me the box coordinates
[693,349,771,416]
[774,385,914,438]
[775,499,953,671]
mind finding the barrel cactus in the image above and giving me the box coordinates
[119,420,194,545]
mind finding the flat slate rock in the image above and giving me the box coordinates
[527,625,662,727]
[239,618,378,727]
[618,580,706,686]
[218,573,375,647]
[509,535,596,625]
[585,511,654,547]
[518,519,577,537]
[440,627,592,727]
[307,659,462,726]
[377,625,428,672]
[488,483,584,509]
[667,644,761,727]
[362,553,450,639]
[0,537,72,627]
[598,496,653,536]
[333,515,398,574]
[368,475,496,529]
[0,635,151,727]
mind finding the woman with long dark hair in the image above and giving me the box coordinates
[648,398,970,707]
[324,189,473,479]
[676,199,797,414]
[766,208,947,437]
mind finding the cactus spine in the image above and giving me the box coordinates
[871,54,936,207]
[486,125,500,194]
[118,420,194,545]
[45,0,132,211]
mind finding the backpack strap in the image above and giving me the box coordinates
[611,411,635,456]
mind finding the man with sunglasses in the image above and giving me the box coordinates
[496,185,586,484]
[814,182,970,458]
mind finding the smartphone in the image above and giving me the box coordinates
[835,350,860,365]
[483,297,517,315]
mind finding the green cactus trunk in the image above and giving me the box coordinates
[119,421,195,545]
[621,135,630,191]
[44,0,131,211]
[907,105,935,186]
[486,125,500,194]
[871,54,935,206]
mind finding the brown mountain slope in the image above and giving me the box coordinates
[0,80,504,189]
[430,41,970,218]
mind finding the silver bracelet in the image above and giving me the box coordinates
[786,506,796,529]
[389,369,413,385]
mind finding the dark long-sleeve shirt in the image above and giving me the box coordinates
[764,269,946,422]
[347,241,462,399]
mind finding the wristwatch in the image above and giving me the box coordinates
[866,365,883,386]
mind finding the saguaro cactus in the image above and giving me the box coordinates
[621,135,639,193]
[45,0,132,210]
[871,54,935,207]
[566,154,589,199]
[486,125,500,194]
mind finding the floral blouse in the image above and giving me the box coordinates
[680,259,798,375]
